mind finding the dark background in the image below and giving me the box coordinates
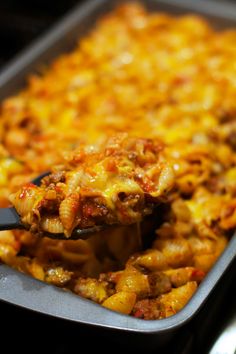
[0,1,235,353]
[0,0,80,69]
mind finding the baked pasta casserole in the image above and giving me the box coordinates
[0,2,236,320]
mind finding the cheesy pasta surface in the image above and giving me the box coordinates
[0,3,236,320]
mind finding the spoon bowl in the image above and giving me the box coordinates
[0,172,107,240]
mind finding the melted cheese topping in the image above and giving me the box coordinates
[0,2,236,320]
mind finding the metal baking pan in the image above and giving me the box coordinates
[0,0,236,347]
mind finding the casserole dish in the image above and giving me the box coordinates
[0,0,236,348]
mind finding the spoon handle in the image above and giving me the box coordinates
[0,207,23,231]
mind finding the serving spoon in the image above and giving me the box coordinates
[0,172,106,240]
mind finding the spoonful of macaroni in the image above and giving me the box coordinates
[0,136,174,240]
